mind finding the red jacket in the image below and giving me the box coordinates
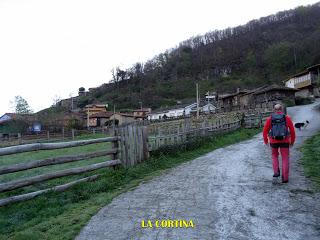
[263,111,296,145]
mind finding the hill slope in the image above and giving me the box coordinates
[79,2,320,110]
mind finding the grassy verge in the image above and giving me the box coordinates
[301,131,320,191]
[0,128,260,240]
[0,142,111,199]
[0,132,109,148]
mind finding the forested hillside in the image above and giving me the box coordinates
[79,2,320,110]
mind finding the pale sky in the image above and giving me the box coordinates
[0,0,318,114]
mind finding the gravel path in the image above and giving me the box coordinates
[76,102,320,240]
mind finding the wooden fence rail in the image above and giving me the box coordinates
[147,117,242,151]
[0,136,121,206]
[0,149,117,175]
[0,160,121,192]
[0,128,113,148]
[0,175,100,207]
[0,137,118,156]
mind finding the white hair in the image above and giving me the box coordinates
[274,104,282,111]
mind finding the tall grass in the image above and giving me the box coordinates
[301,131,320,191]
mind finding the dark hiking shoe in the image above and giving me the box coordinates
[281,175,289,183]
[273,168,280,178]
[272,176,280,185]
[272,170,281,184]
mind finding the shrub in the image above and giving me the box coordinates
[282,98,296,107]
[295,96,313,105]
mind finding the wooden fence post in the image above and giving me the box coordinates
[72,129,75,141]
[141,125,149,160]
[111,129,119,170]
[47,131,50,141]
[119,125,149,168]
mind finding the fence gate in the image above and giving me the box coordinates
[118,124,149,167]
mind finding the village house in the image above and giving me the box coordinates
[84,104,108,116]
[148,103,197,120]
[37,111,84,131]
[148,102,217,120]
[0,113,40,138]
[285,63,320,98]
[219,89,250,112]
[217,85,297,112]
[78,87,88,97]
[88,111,114,127]
[83,104,108,128]
[251,85,297,110]
[109,113,135,125]
[133,108,152,120]
[201,103,217,114]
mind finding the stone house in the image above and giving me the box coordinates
[285,63,320,98]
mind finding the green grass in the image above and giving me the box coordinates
[0,128,260,240]
[0,141,111,199]
[301,131,320,191]
[0,132,109,148]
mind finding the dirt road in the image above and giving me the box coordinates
[76,102,320,240]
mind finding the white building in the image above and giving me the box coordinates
[284,63,320,98]
[148,102,218,120]
[148,103,197,120]
[201,103,216,113]
[285,71,313,89]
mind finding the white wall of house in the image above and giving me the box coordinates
[0,114,11,122]
[184,103,197,115]
[202,103,216,113]
[167,108,184,118]
[148,112,168,120]
[148,103,199,120]
[285,79,295,88]
[286,73,312,89]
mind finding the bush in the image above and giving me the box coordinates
[282,98,296,107]
[77,96,94,108]
[66,118,83,130]
[295,96,313,105]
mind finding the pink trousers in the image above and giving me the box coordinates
[271,147,290,182]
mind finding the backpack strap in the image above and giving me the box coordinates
[271,113,286,125]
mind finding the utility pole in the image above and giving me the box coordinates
[196,83,199,119]
[113,104,116,133]
[87,107,90,129]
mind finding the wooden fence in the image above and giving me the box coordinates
[0,136,121,207]
[146,110,272,151]
[243,111,272,128]
[117,125,149,167]
[0,110,271,206]
[147,118,241,151]
[0,128,113,148]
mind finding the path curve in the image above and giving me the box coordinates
[77,102,320,240]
